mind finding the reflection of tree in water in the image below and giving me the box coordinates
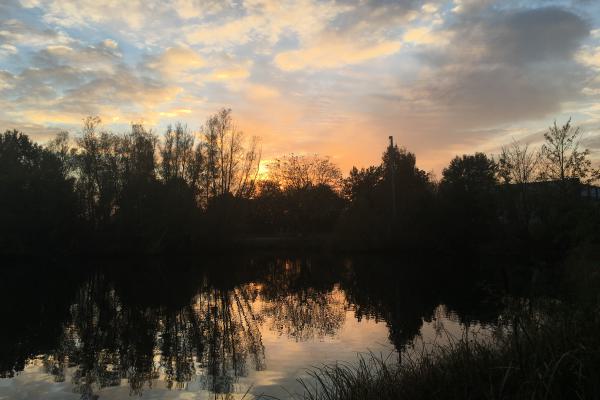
[40,276,161,398]
[262,286,346,341]
[1,256,503,399]
[339,258,438,351]
[258,258,347,341]
[1,257,350,398]
[37,274,265,398]
[183,284,266,393]
[341,256,502,351]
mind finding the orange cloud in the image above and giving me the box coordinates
[275,37,402,71]
[245,84,280,100]
[577,46,600,69]
[403,27,450,46]
[210,66,251,81]
[148,47,205,79]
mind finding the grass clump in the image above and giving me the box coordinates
[296,299,600,400]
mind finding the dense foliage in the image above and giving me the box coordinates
[0,113,598,255]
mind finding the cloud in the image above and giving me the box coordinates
[330,0,422,32]
[0,18,72,48]
[399,6,593,128]
[0,44,18,57]
[275,35,402,70]
[186,14,264,46]
[403,26,450,45]
[102,39,118,49]
[31,41,123,74]
[320,2,598,171]
[290,0,423,73]
[2,0,600,174]
[422,3,439,13]
[158,107,192,117]
[245,84,279,100]
[0,118,64,141]
[146,47,205,80]
[61,67,180,110]
[0,37,181,128]
[23,0,151,29]
[185,0,346,50]
[578,45,600,69]
[15,0,187,48]
[210,66,251,81]
[451,0,495,14]
[173,0,226,19]
[167,55,254,88]
[481,7,589,65]
[421,64,584,125]
[0,70,15,91]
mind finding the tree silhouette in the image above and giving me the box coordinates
[1,112,599,254]
[539,119,599,185]
[338,144,434,249]
[0,130,78,254]
[439,153,499,249]
[267,153,342,191]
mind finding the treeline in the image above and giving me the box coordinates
[0,110,598,255]
[1,109,262,253]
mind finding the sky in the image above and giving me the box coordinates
[1,0,600,174]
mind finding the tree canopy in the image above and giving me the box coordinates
[0,114,598,254]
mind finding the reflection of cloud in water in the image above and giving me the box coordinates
[0,256,499,399]
[0,308,392,400]
[21,278,268,398]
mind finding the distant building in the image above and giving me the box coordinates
[507,179,600,201]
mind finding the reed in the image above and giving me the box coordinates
[291,298,600,400]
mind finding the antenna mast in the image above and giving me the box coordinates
[389,136,397,219]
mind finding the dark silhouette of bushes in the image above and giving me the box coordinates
[0,115,598,255]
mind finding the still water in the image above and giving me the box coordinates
[0,255,500,399]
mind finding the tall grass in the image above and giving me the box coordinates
[294,298,600,400]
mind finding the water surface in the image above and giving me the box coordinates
[0,255,500,399]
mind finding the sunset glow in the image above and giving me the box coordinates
[1,0,600,173]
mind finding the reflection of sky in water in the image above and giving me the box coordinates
[0,304,482,399]
[0,258,498,399]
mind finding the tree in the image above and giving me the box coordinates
[74,116,122,226]
[497,140,541,232]
[498,140,540,186]
[249,154,343,235]
[112,125,163,250]
[121,124,158,182]
[267,154,342,191]
[338,143,433,249]
[160,123,200,185]
[441,153,498,193]
[0,130,78,253]
[439,153,499,247]
[200,109,261,204]
[343,166,382,204]
[250,180,286,233]
[539,118,599,184]
[46,131,76,176]
[381,144,431,216]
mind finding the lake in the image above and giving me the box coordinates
[0,255,502,399]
